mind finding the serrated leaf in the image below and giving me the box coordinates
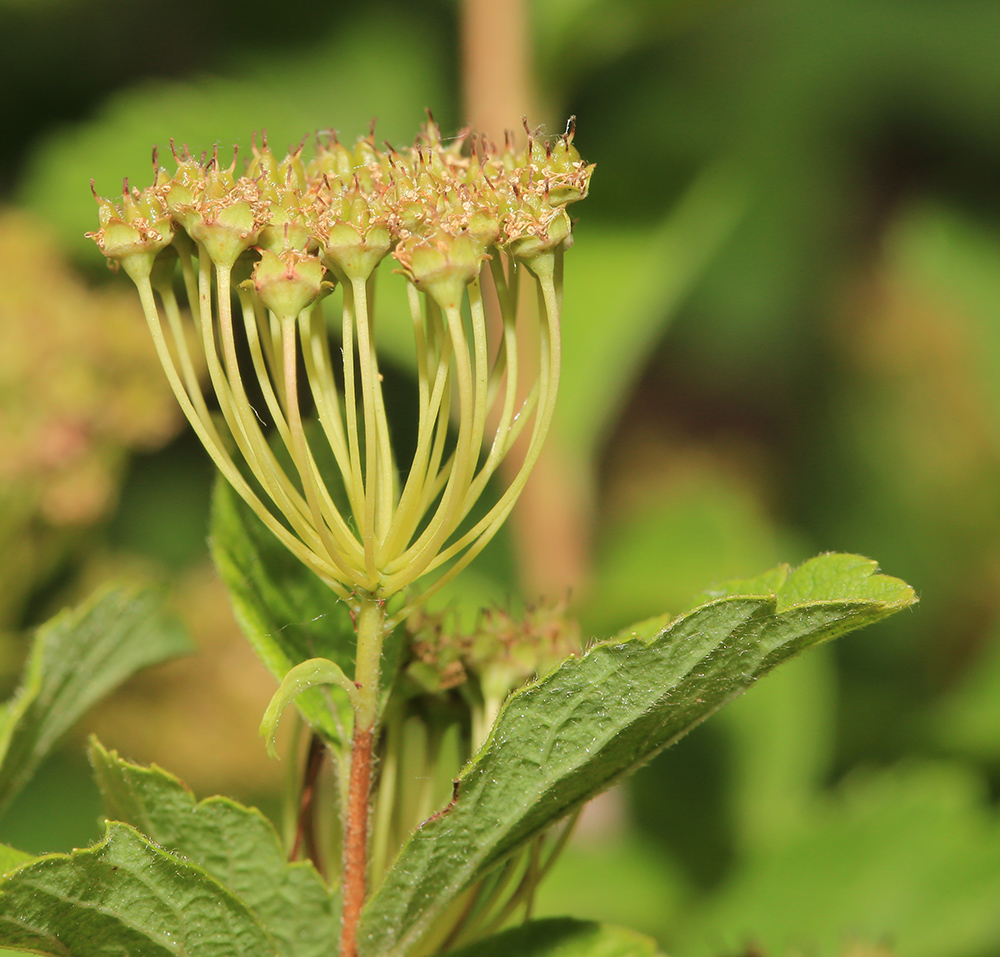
[697,552,915,619]
[360,554,915,957]
[210,476,356,748]
[0,584,191,815]
[695,564,791,604]
[777,553,914,608]
[89,740,339,957]
[443,918,663,957]
[0,822,277,956]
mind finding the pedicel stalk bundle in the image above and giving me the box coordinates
[89,117,593,957]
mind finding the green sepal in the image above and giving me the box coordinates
[260,657,359,758]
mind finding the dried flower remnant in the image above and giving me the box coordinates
[405,597,582,743]
[88,120,593,619]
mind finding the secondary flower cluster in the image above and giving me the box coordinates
[89,119,592,613]
[404,597,582,745]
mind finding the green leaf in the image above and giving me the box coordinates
[359,554,915,957]
[0,584,191,816]
[443,918,663,957]
[0,822,277,956]
[698,552,916,614]
[694,564,792,604]
[210,476,356,748]
[777,552,915,608]
[88,740,339,957]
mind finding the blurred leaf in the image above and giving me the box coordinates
[675,763,1000,957]
[0,751,104,856]
[556,162,747,467]
[360,554,915,957]
[19,14,447,261]
[717,646,837,853]
[929,619,1000,762]
[587,466,791,633]
[0,821,277,955]
[443,918,663,957]
[887,202,1000,437]
[534,828,688,943]
[89,740,338,957]
[0,584,191,816]
[535,0,706,102]
[210,476,355,750]
[0,845,30,875]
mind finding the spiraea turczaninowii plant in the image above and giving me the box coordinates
[89,116,593,956]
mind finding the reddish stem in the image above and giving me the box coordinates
[290,733,326,877]
[340,723,374,957]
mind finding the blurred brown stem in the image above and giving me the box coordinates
[290,732,326,876]
[460,0,592,597]
[460,0,533,142]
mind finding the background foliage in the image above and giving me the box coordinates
[2,0,1000,954]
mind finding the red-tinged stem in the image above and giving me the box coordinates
[291,733,326,877]
[340,596,386,957]
[340,724,374,957]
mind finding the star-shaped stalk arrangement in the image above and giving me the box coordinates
[89,117,592,957]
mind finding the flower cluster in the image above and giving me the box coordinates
[89,119,592,615]
[404,597,582,745]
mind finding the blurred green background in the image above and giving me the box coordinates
[4,0,1000,954]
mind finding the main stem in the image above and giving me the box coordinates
[341,595,388,957]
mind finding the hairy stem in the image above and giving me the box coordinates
[340,722,373,957]
[340,596,388,957]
